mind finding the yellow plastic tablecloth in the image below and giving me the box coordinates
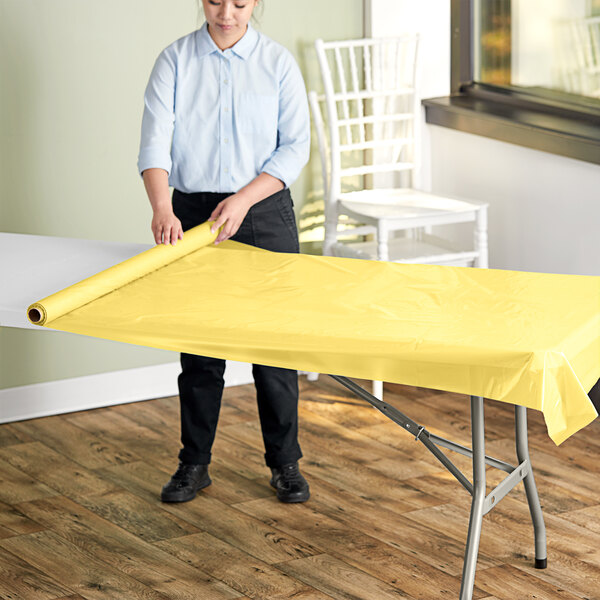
[28,222,599,445]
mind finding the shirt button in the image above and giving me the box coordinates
[224,138,229,144]
[224,107,229,112]
[224,79,229,84]
[224,167,229,173]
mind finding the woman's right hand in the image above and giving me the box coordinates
[152,209,184,246]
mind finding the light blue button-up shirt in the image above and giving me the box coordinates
[138,23,310,193]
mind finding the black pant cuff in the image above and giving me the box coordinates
[265,450,303,469]
[178,449,211,465]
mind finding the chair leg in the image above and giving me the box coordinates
[474,206,488,268]
[515,406,547,569]
[377,221,389,261]
[460,396,486,600]
[372,380,383,400]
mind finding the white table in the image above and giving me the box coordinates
[0,232,151,330]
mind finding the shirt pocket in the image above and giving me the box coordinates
[237,92,279,137]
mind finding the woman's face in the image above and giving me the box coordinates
[202,0,259,49]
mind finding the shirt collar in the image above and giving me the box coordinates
[196,22,258,60]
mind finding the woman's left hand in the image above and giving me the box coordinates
[208,193,252,244]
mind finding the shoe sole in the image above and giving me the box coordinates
[276,491,310,503]
[160,478,212,503]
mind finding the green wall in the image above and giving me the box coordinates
[0,0,363,389]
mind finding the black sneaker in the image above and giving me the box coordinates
[270,462,310,503]
[161,462,211,503]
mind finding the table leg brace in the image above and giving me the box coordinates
[328,377,548,600]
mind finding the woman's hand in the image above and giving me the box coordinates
[208,193,252,244]
[152,208,184,246]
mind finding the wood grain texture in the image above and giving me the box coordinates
[474,564,584,600]
[0,545,72,599]
[11,415,140,469]
[14,495,238,594]
[0,376,598,599]
[0,423,35,447]
[234,496,488,599]
[0,442,120,500]
[0,454,58,505]
[276,553,416,599]
[156,531,330,599]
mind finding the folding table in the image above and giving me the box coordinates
[7,223,600,600]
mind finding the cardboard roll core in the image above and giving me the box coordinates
[28,306,44,324]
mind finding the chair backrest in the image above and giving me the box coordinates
[571,17,600,97]
[556,17,600,97]
[571,17,600,72]
[308,90,331,204]
[314,36,421,202]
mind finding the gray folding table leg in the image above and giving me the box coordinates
[460,396,486,600]
[327,377,547,595]
[515,405,547,569]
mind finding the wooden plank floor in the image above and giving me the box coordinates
[0,376,599,600]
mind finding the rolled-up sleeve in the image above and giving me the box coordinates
[137,49,176,176]
[261,53,310,188]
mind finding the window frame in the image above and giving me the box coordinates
[422,0,600,165]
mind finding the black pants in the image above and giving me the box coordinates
[589,377,600,414]
[172,187,302,468]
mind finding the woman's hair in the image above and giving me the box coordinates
[196,1,264,28]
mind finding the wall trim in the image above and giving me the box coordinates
[0,361,254,424]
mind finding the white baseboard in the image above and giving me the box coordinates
[0,361,254,424]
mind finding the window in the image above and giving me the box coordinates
[477,0,600,98]
[423,0,600,165]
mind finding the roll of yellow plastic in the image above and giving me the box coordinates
[28,222,220,326]
[28,221,599,445]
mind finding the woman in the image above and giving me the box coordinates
[138,0,310,503]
